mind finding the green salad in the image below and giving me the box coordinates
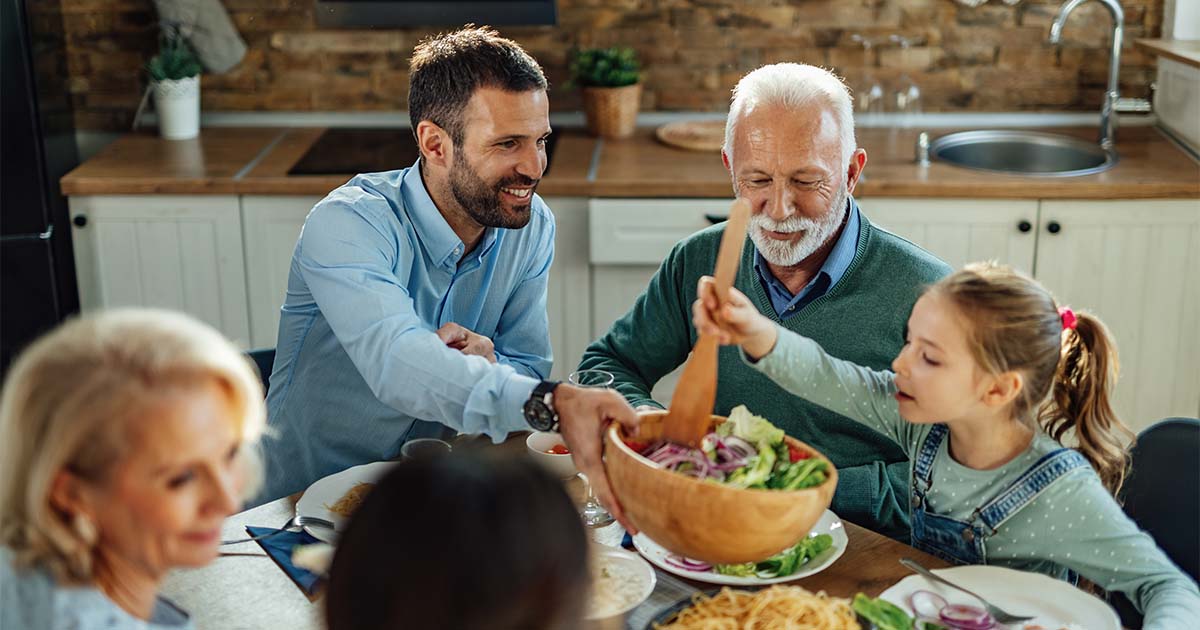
[714,533,834,578]
[636,405,829,490]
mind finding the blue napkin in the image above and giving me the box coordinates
[248,526,323,596]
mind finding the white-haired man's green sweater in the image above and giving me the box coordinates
[580,206,951,539]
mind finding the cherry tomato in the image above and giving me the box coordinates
[545,444,570,455]
[623,439,648,453]
[788,444,811,462]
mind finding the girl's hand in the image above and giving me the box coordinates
[692,276,778,360]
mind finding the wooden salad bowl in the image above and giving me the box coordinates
[604,410,838,565]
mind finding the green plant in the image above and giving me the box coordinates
[567,47,639,89]
[146,26,202,82]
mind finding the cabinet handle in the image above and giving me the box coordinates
[1046,221,1061,234]
[704,214,729,225]
[73,214,88,228]
[1017,220,1032,233]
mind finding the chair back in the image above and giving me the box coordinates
[1120,417,1200,580]
[246,347,275,397]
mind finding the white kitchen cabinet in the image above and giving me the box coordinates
[1034,200,1200,431]
[590,199,737,402]
[241,196,322,348]
[68,195,252,347]
[862,198,1039,274]
[544,197,591,380]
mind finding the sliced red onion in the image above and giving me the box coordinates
[664,555,712,572]
[909,590,948,619]
[724,435,756,458]
[713,458,747,472]
[939,603,995,630]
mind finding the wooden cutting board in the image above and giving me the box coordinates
[655,119,726,152]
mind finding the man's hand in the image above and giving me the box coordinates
[435,322,497,363]
[553,383,642,533]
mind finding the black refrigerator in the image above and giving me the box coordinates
[1,0,81,374]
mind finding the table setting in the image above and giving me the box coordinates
[159,198,1126,629]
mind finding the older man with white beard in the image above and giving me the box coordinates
[579,63,951,540]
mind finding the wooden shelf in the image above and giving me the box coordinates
[1135,38,1200,69]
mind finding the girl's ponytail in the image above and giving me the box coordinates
[1039,311,1135,496]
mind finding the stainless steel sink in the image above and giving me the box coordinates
[930,130,1117,177]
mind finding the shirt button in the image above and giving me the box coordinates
[962,528,975,542]
[911,495,921,508]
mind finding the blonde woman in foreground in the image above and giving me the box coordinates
[0,309,265,629]
[693,262,1199,629]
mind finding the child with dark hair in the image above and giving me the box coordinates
[325,450,589,630]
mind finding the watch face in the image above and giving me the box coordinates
[524,398,556,432]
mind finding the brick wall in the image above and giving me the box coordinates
[37,0,1162,131]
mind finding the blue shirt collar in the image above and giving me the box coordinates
[752,197,861,317]
[401,160,498,268]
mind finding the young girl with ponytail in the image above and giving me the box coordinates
[693,261,1199,628]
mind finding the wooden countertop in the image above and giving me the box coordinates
[1135,38,1200,69]
[61,124,1199,199]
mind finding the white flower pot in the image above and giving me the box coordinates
[153,75,200,140]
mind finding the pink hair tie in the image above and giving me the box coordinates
[1058,306,1078,331]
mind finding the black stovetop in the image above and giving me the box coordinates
[288,128,558,176]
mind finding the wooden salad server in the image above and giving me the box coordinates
[661,197,751,447]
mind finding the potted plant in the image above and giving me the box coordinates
[569,47,641,139]
[146,25,202,140]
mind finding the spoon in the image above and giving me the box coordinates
[661,198,751,447]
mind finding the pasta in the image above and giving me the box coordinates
[654,585,860,630]
[325,482,374,517]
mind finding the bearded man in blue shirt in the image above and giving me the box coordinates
[257,27,638,524]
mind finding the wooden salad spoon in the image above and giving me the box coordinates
[661,197,751,447]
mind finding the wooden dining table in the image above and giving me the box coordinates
[161,434,951,630]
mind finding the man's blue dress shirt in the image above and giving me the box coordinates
[258,162,553,503]
[753,199,860,318]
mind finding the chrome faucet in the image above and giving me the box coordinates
[1049,0,1124,151]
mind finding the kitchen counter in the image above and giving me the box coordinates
[1135,38,1200,69]
[61,125,1199,199]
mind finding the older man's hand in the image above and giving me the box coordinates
[553,383,641,533]
[435,322,497,363]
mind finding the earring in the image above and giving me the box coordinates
[72,513,98,547]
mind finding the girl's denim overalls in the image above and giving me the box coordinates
[909,424,1090,568]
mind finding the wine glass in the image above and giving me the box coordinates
[850,34,886,116]
[889,35,923,129]
[567,369,617,530]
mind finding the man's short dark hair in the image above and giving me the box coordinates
[408,26,548,147]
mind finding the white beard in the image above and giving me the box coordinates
[749,189,848,267]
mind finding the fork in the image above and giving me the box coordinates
[900,558,1035,625]
[219,515,336,546]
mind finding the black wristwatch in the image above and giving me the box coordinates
[523,380,561,432]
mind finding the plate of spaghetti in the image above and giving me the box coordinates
[295,461,396,543]
[632,509,848,585]
[647,585,861,629]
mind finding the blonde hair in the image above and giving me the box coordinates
[0,308,265,583]
[725,63,857,169]
[930,262,1134,496]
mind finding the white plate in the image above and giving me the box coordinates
[294,461,397,543]
[585,544,657,621]
[631,509,848,585]
[880,564,1120,630]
